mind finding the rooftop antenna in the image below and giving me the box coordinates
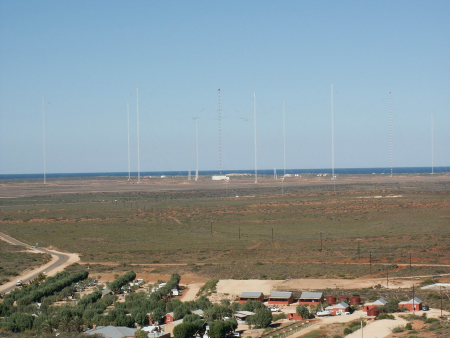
[331,85,335,193]
[431,111,434,175]
[254,92,258,184]
[194,117,199,181]
[42,96,46,184]
[137,86,141,183]
[389,91,393,177]
[127,102,131,181]
[218,89,222,174]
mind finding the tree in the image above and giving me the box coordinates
[379,299,400,313]
[296,305,310,319]
[174,304,191,320]
[247,308,272,329]
[151,308,166,325]
[135,330,149,338]
[174,322,196,338]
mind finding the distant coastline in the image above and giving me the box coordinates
[0,166,448,180]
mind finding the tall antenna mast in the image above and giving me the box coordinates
[331,85,335,193]
[137,86,141,183]
[194,117,199,181]
[127,102,131,181]
[42,96,46,184]
[431,111,434,175]
[283,100,286,178]
[389,91,393,177]
[254,92,258,184]
[218,89,222,174]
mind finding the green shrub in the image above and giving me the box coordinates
[391,325,405,333]
[405,322,412,330]
[376,313,395,320]
[425,317,439,324]
[343,327,352,335]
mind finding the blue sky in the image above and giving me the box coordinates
[0,0,449,174]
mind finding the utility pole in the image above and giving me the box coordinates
[431,111,434,175]
[239,227,240,240]
[272,228,274,242]
[410,253,412,272]
[386,267,389,288]
[412,284,415,314]
[369,251,372,275]
[440,286,443,318]
[357,240,361,260]
[320,232,323,252]
[210,222,213,236]
[127,102,131,181]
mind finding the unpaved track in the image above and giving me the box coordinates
[0,232,79,294]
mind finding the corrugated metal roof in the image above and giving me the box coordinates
[399,297,422,305]
[269,291,292,299]
[240,291,263,298]
[192,309,204,316]
[234,311,255,318]
[325,301,349,310]
[300,292,323,299]
[85,326,137,338]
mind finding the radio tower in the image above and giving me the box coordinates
[137,86,141,183]
[194,117,199,181]
[331,85,336,193]
[254,92,258,184]
[42,96,46,184]
[389,91,393,177]
[431,111,434,174]
[218,89,222,174]
[127,102,131,181]
[283,100,286,178]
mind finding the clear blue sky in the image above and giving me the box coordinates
[0,0,449,174]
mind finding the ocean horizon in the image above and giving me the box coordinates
[0,166,448,180]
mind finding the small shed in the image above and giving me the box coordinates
[165,312,175,323]
[363,298,387,312]
[239,291,264,303]
[233,311,255,321]
[191,309,204,317]
[285,311,304,321]
[298,292,324,305]
[163,319,183,337]
[399,297,422,311]
[325,301,350,315]
[268,291,294,305]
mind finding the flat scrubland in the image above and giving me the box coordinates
[0,240,51,285]
[0,174,449,280]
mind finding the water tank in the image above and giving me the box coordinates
[326,296,337,304]
[350,296,361,305]
[367,308,379,317]
[338,296,349,302]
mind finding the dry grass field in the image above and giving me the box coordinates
[0,174,449,280]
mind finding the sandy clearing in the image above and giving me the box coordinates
[180,282,203,301]
[217,277,415,299]
[345,317,408,338]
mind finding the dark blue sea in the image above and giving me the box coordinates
[0,167,448,180]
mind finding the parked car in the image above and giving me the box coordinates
[16,280,23,286]
[336,310,350,315]
[268,306,280,312]
[422,305,430,311]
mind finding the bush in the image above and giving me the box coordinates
[272,312,287,321]
[405,323,412,330]
[425,317,439,324]
[343,327,352,335]
[376,313,395,320]
[391,326,405,333]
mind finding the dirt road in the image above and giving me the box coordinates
[0,232,79,294]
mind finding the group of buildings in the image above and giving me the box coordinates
[239,291,423,317]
